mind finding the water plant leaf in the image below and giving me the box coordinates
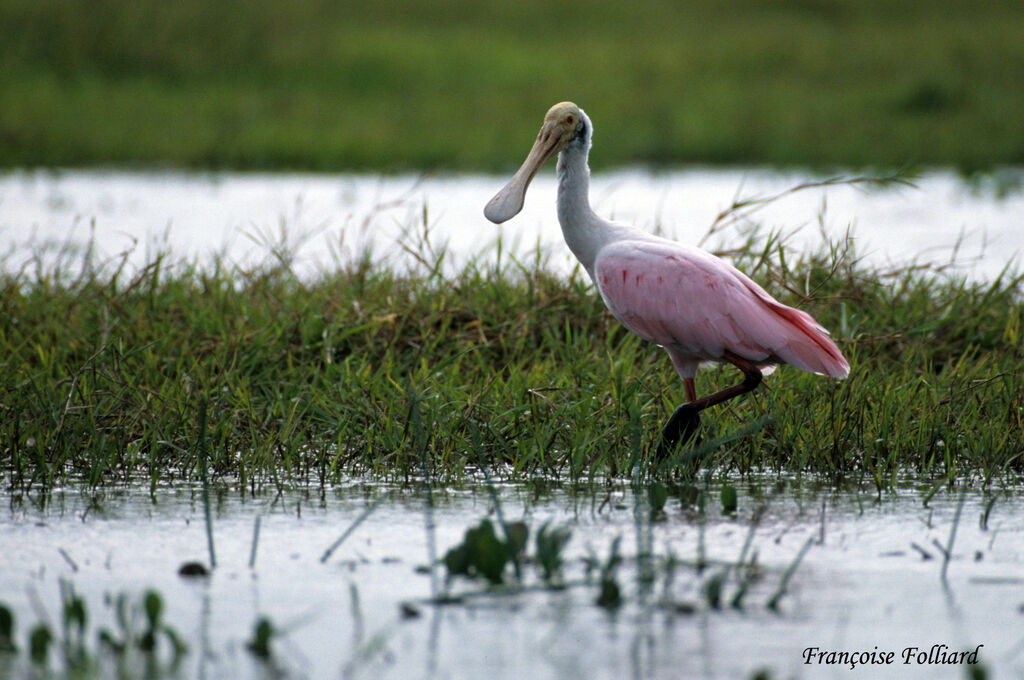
[98,629,126,654]
[980,496,997,530]
[596,535,623,610]
[60,584,88,660]
[504,521,529,558]
[720,485,738,515]
[649,482,668,521]
[139,630,157,652]
[144,590,162,629]
[768,536,815,610]
[442,543,471,577]
[246,617,275,659]
[444,519,516,584]
[966,661,990,680]
[162,627,188,659]
[596,579,622,610]
[0,604,15,653]
[703,570,726,609]
[535,522,572,583]
[112,593,130,637]
[29,625,51,665]
[676,484,700,508]
[466,520,508,584]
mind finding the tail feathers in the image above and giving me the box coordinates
[769,303,850,379]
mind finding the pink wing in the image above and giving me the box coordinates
[594,239,849,379]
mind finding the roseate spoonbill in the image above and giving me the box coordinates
[484,102,849,458]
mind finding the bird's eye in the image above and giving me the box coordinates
[566,115,575,125]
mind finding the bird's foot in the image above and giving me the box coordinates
[655,404,702,460]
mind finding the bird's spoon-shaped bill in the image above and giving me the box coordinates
[484,122,564,224]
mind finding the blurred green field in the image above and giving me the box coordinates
[1,0,1023,171]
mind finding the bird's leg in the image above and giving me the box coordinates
[683,377,698,403]
[657,403,702,459]
[685,352,763,412]
[656,353,764,460]
[656,378,701,459]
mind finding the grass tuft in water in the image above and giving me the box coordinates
[4,586,187,676]
[1,193,1022,490]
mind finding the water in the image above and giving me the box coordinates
[1,168,1022,281]
[2,481,1022,679]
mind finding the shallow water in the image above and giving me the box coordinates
[1,168,1022,281]
[1,480,1022,679]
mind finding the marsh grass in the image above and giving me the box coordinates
[1,189,1022,493]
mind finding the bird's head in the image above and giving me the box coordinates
[484,101,589,224]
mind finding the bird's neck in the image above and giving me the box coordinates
[556,145,608,278]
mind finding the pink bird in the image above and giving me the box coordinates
[485,102,849,458]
